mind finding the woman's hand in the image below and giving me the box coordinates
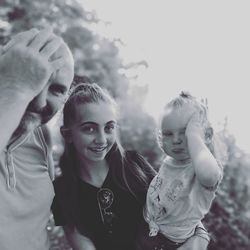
[177,235,209,250]
[177,223,210,250]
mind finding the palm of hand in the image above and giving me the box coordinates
[0,45,51,95]
[185,111,206,139]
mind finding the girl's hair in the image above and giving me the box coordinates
[59,83,155,217]
[63,83,117,127]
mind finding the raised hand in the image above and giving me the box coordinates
[0,27,65,100]
[185,108,207,141]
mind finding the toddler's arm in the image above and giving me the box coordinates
[185,112,221,188]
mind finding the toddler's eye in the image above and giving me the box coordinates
[180,130,186,135]
[162,131,172,137]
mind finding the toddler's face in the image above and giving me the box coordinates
[160,103,195,163]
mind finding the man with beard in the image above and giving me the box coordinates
[0,27,74,250]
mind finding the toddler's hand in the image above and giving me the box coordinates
[185,110,206,140]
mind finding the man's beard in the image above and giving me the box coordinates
[13,103,54,138]
[13,112,43,136]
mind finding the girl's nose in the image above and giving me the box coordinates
[94,130,107,144]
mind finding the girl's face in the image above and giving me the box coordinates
[160,104,195,163]
[68,101,117,164]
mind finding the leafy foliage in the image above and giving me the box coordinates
[204,128,250,250]
[1,1,249,250]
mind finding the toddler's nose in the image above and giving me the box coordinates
[173,134,182,144]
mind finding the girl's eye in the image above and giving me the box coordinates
[105,124,116,133]
[81,126,96,134]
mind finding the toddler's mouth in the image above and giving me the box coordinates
[172,148,184,154]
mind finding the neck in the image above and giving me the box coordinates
[77,156,109,188]
[171,157,191,165]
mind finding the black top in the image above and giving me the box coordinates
[52,169,144,250]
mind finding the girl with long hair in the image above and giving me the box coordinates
[52,83,210,250]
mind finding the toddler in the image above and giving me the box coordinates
[137,92,223,250]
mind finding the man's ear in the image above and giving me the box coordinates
[60,126,72,143]
[205,127,213,144]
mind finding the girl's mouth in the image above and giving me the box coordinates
[89,146,107,153]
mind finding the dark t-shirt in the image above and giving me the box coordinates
[52,170,144,250]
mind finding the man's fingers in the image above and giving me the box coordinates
[2,28,39,52]
[40,37,62,58]
[28,27,53,51]
[50,57,65,71]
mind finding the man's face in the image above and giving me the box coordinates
[16,43,74,134]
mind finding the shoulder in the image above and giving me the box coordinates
[53,176,73,201]
[53,175,66,191]
[124,150,157,176]
[125,150,149,166]
[125,150,147,162]
[124,150,141,159]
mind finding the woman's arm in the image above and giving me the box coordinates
[63,225,96,250]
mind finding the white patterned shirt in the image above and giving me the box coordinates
[144,157,222,243]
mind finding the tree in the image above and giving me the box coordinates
[1,1,250,249]
[204,128,250,250]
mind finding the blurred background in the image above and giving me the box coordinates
[1,0,250,249]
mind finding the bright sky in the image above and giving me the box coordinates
[82,0,250,153]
